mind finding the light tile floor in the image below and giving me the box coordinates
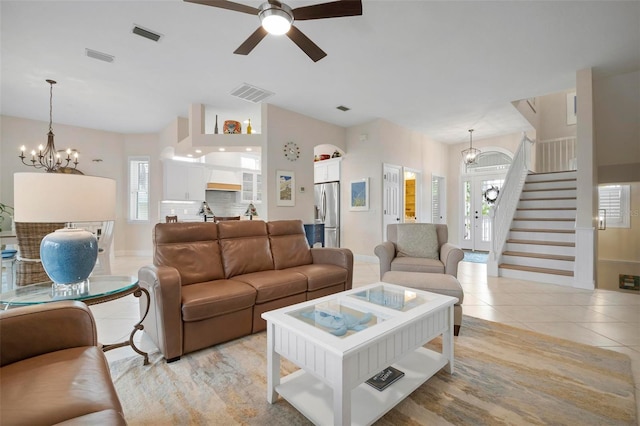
[93,256,640,419]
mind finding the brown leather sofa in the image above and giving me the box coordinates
[139,219,353,362]
[0,301,126,426]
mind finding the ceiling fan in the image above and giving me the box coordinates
[184,0,363,62]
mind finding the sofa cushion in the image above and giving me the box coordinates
[287,264,348,292]
[268,220,313,269]
[391,257,444,274]
[0,347,125,426]
[154,223,225,285]
[396,223,439,259]
[181,280,257,322]
[218,221,274,278]
[231,270,307,303]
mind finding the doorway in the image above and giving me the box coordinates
[461,175,505,251]
[404,168,421,223]
[459,149,511,252]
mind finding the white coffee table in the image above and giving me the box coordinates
[262,282,457,426]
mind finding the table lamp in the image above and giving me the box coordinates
[13,173,116,289]
[244,203,258,220]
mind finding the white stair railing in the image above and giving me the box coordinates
[487,133,534,275]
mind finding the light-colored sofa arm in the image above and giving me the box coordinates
[310,247,354,290]
[440,242,464,277]
[374,241,396,279]
[0,301,97,367]
[139,264,184,361]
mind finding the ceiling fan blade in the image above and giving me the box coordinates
[234,26,268,55]
[293,0,362,21]
[183,0,259,15]
[286,25,327,62]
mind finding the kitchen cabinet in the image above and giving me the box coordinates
[314,157,341,183]
[163,160,205,201]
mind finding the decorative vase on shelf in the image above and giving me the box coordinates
[246,119,252,134]
[214,115,219,134]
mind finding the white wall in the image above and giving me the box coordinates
[537,89,578,141]
[263,104,346,223]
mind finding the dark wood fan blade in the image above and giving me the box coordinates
[286,25,327,62]
[293,0,362,21]
[183,0,259,15]
[234,26,268,55]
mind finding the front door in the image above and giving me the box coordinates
[461,175,504,251]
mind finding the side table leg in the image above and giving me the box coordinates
[102,287,150,365]
[443,305,455,374]
[130,287,150,365]
[266,322,280,403]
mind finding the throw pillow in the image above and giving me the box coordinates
[396,223,439,259]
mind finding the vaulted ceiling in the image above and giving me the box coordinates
[1,1,639,144]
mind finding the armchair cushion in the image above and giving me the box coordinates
[396,223,439,259]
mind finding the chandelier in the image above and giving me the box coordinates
[461,129,481,166]
[19,79,79,173]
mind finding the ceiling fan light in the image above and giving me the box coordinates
[259,3,293,35]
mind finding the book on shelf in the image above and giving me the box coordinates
[365,366,405,391]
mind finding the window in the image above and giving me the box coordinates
[598,184,630,228]
[129,157,149,221]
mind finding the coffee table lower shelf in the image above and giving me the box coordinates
[275,347,447,426]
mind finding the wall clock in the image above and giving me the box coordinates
[284,142,300,161]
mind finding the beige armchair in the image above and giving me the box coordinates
[374,223,464,279]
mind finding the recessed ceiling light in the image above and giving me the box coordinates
[219,148,226,152]
[187,154,193,157]
[245,148,252,152]
[195,149,202,154]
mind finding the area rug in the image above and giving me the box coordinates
[109,316,636,425]
[463,250,489,264]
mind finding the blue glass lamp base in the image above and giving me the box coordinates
[40,228,98,286]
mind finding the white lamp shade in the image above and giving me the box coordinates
[13,172,116,223]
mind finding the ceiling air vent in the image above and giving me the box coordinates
[336,105,350,112]
[85,48,115,63]
[132,25,162,42]
[230,83,274,104]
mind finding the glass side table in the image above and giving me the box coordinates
[0,275,150,365]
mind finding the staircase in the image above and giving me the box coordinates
[498,170,576,286]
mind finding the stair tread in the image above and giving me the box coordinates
[522,187,577,192]
[507,239,576,247]
[502,251,575,261]
[513,218,575,221]
[517,207,576,211]
[499,263,574,277]
[525,177,577,184]
[520,197,577,201]
[510,228,575,233]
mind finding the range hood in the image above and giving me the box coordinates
[206,182,241,191]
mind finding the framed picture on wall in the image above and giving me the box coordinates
[350,178,369,211]
[276,170,295,206]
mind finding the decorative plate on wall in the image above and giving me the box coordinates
[223,120,241,134]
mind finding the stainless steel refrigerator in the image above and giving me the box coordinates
[314,181,340,247]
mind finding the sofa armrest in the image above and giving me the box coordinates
[310,247,354,290]
[0,301,97,367]
[374,241,396,279]
[138,265,184,361]
[440,242,464,277]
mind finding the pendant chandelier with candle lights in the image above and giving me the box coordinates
[19,79,79,173]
